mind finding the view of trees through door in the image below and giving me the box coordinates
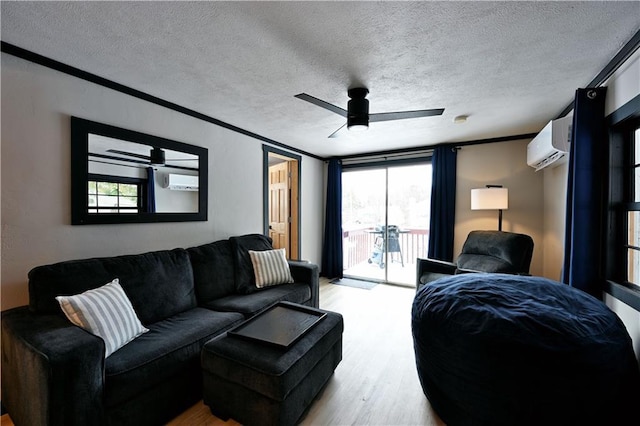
[342,163,432,286]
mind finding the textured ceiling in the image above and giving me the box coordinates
[2,1,639,158]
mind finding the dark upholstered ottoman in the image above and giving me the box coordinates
[412,274,640,426]
[202,306,343,426]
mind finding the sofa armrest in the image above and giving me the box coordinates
[416,258,457,289]
[1,307,105,426]
[288,261,319,308]
[416,258,456,279]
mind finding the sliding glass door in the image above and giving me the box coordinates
[342,162,432,286]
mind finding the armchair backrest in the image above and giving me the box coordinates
[456,230,534,274]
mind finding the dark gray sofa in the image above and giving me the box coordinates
[1,234,319,426]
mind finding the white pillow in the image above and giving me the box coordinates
[55,278,149,357]
[249,248,295,288]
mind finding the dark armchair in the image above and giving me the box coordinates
[416,230,534,292]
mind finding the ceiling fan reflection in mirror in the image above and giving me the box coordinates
[295,87,445,138]
[107,147,194,166]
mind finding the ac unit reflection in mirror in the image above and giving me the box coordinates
[163,174,199,191]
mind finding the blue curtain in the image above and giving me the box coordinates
[562,88,607,298]
[321,159,343,278]
[147,167,156,213]
[428,146,458,261]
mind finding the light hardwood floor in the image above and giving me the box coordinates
[1,279,445,426]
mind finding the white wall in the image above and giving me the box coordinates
[0,54,325,310]
[301,158,325,263]
[542,162,568,281]
[542,49,640,358]
[455,139,544,276]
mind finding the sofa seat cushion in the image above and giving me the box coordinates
[202,283,311,317]
[104,307,244,408]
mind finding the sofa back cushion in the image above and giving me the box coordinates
[28,248,196,324]
[187,240,237,303]
[229,234,274,294]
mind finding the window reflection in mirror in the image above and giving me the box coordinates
[71,117,207,225]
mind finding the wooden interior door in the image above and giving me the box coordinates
[269,161,290,256]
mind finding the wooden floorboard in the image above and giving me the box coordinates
[297,279,444,426]
[1,278,444,426]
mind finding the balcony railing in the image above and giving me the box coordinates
[343,227,429,270]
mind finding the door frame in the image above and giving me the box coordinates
[341,157,432,286]
[262,145,301,260]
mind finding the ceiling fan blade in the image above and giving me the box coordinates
[328,123,348,138]
[107,149,150,160]
[90,152,149,166]
[295,93,347,117]
[369,108,445,123]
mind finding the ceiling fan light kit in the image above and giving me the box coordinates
[454,115,468,124]
[347,122,368,132]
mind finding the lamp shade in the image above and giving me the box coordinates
[471,187,509,210]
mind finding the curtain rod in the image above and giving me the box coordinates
[340,149,436,167]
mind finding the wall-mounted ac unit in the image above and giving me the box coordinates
[526,115,572,171]
[163,174,199,191]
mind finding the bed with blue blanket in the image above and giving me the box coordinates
[411,274,639,425]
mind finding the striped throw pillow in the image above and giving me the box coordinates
[55,279,149,357]
[249,249,294,288]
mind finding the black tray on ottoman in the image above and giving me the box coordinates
[202,302,343,426]
[227,302,327,349]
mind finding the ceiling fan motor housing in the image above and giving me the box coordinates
[347,88,369,129]
[150,147,166,165]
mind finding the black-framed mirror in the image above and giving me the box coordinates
[71,117,208,225]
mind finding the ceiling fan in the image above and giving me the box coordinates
[106,148,193,166]
[295,88,445,138]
